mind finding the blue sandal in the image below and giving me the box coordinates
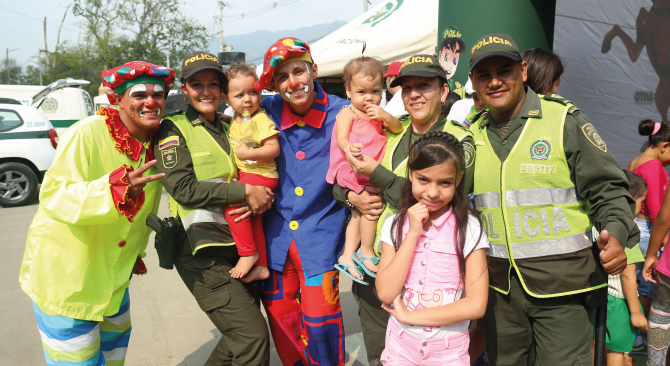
[352,248,380,278]
[333,262,369,285]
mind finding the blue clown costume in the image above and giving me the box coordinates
[257,37,349,366]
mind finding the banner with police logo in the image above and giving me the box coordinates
[554,0,670,167]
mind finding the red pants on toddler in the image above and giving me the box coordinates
[223,171,278,266]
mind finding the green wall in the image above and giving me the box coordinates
[437,0,556,88]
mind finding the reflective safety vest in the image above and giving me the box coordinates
[471,98,598,298]
[372,118,472,255]
[164,114,238,254]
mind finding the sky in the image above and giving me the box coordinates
[1,0,385,69]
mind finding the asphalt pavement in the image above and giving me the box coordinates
[0,192,370,365]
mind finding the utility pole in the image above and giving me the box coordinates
[219,1,224,53]
[165,50,170,69]
[218,1,232,53]
[364,0,368,12]
[5,48,19,85]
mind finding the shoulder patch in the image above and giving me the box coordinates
[159,136,179,150]
[581,123,607,152]
[543,93,572,106]
[161,147,178,169]
[449,119,469,132]
[462,141,475,169]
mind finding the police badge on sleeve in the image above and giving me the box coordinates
[581,123,607,152]
[463,142,475,168]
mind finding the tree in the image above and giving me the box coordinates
[72,0,208,74]
[35,0,209,95]
[0,58,23,85]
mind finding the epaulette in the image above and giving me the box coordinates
[472,109,489,125]
[567,105,580,115]
[398,113,411,121]
[543,93,572,106]
[163,109,183,118]
[448,119,470,132]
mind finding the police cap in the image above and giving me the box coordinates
[390,54,448,88]
[469,34,522,71]
[180,51,224,81]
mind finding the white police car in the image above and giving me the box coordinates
[0,100,58,207]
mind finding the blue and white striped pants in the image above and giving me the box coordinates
[33,289,132,366]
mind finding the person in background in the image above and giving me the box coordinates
[446,78,476,125]
[382,60,407,117]
[469,33,637,365]
[602,170,648,366]
[521,47,564,95]
[642,181,670,365]
[628,119,670,338]
[155,52,272,365]
[441,89,462,119]
[19,61,172,366]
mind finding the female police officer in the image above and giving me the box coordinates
[154,51,272,366]
[334,54,479,366]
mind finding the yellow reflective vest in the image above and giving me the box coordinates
[19,114,162,321]
[164,113,238,254]
[471,98,597,298]
[373,118,472,255]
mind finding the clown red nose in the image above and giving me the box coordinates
[144,100,157,108]
[289,81,301,89]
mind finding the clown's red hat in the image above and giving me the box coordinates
[255,37,312,92]
[101,61,175,105]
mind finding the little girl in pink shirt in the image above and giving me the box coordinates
[327,56,403,284]
[375,131,489,365]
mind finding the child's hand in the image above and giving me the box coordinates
[630,312,649,330]
[349,143,363,158]
[235,139,252,160]
[407,202,428,235]
[381,295,412,324]
[366,104,391,122]
[643,254,659,283]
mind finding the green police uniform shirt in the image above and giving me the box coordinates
[332,117,476,210]
[472,87,640,296]
[154,106,245,211]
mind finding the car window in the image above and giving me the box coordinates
[0,109,24,132]
[83,91,94,116]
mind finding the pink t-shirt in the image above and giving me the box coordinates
[630,159,669,223]
[380,210,489,339]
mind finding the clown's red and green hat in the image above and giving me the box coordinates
[255,37,313,92]
[101,61,176,105]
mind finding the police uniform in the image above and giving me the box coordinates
[468,34,641,365]
[154,52,269,366]
[333,55,476,366]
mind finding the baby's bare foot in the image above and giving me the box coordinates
[229,253,259,279]
[241,266,270,283]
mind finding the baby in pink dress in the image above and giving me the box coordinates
[327,56,403,283]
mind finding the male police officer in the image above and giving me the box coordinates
[468,34,639,365]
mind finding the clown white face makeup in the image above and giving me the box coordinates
[114,83,166,142]
[271,60,318,116]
